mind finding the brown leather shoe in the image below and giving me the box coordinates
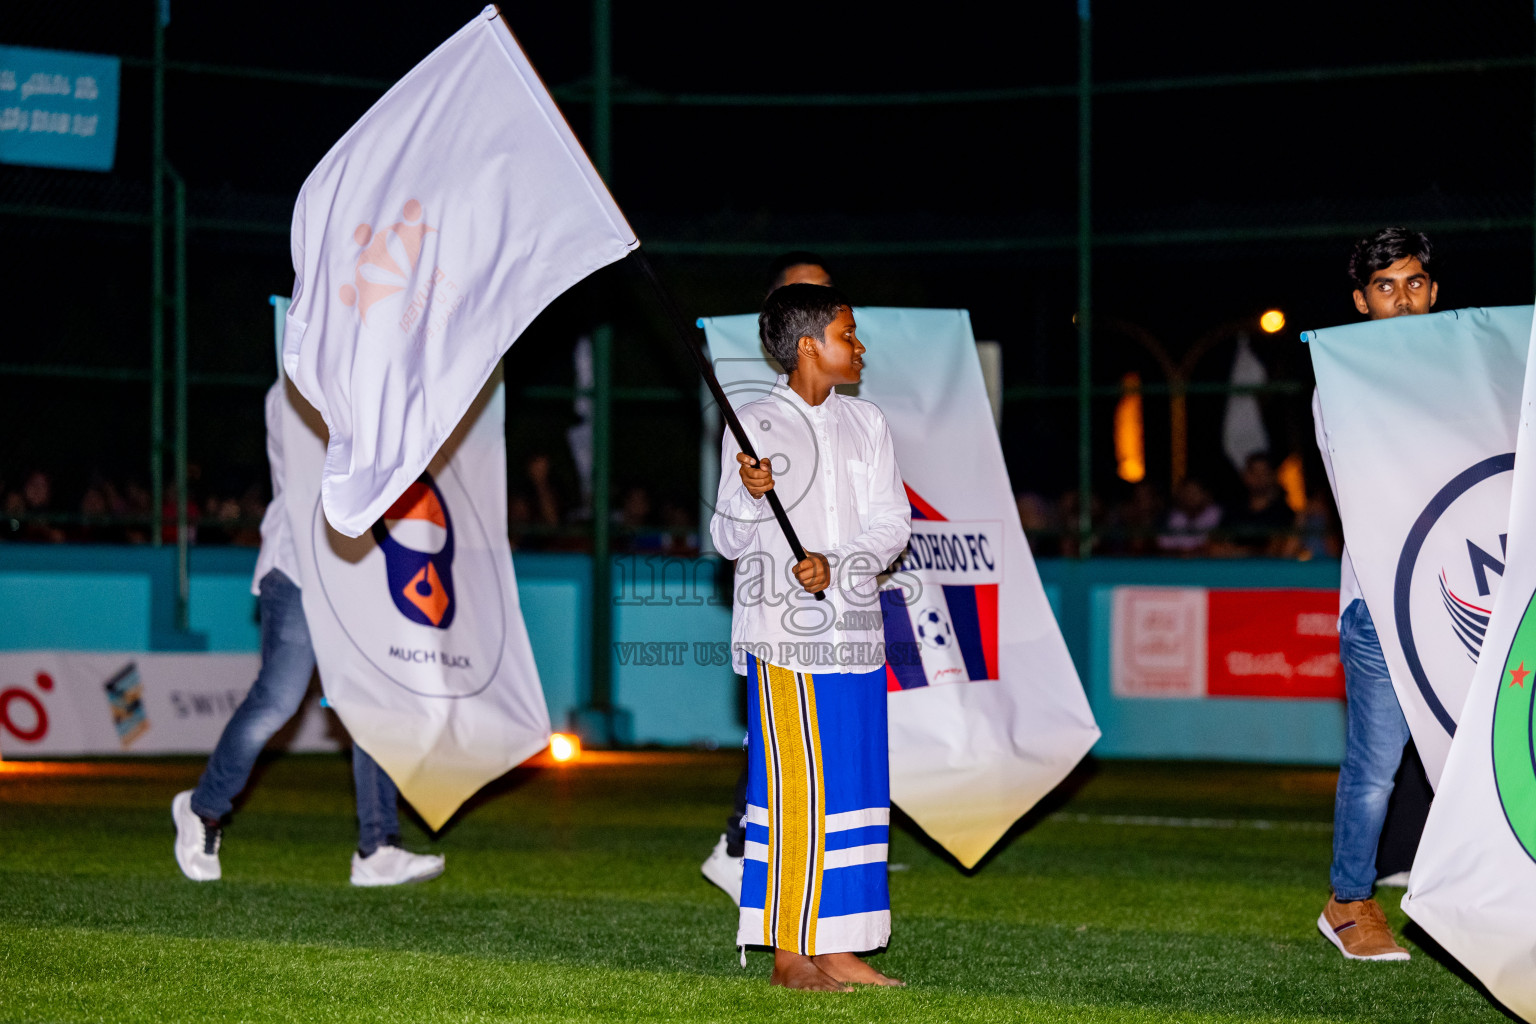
[1318,895,1410,961]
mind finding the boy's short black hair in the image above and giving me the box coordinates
[759,283,850,373]
[1348,227,1434,291]
[767,250,832,292]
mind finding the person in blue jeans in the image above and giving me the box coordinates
[1314,227,1439,961]
[172,383,444,887]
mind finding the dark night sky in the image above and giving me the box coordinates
[5,1,1536,513]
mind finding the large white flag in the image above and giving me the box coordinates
[1402,308,1536,1021]
[283,5,637,538]
[702,308,1099,868]
[279,358,550,831]
[1307,306,1529,782]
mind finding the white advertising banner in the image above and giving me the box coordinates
[280,362,550,831]
[1307,306,1531,783]
[282,5,637,538]
[1402,308,1536,1021]
[1112,587,1209,699]
[0,652,337,758]
[701,307,1099,868]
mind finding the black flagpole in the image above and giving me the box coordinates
[631,250,826,601]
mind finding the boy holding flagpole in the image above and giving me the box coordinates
[711,284,910,991]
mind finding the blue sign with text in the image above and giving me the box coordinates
[0,46,120,172]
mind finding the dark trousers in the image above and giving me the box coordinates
[725,765,748,856]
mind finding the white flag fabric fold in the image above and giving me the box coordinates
[1306,307,1529,783]
[1221,332,1269,471]
[278,360,550,830]
[283,5,637,538]
[1402,306,1536,1022]
[702,308,1099,868]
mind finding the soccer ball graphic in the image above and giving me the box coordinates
[914,607,953,648]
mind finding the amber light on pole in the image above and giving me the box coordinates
[1114,372,1146,483]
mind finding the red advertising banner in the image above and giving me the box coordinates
[1112,587,1343,700]
[1206,590,1343,699]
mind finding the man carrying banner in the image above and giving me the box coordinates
[172,383,445,888]
[701,251,835,906]
[712,284,910,991]
[1315,226,1437,960]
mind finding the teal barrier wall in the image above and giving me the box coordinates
[1037,558,1345,764]
[0,547,1346,760]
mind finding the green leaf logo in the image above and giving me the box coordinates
[1493,586,1536,862]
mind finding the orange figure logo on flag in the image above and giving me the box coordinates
[337,199,437,326]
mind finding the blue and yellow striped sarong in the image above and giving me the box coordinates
[737,653,890,955]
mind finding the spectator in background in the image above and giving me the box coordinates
[767,250,833,292]
[660,498,699,555]
[1221,452,1295,556]
[1157,476,1221,556]
[15,470,65,543]
[508,453,564,551]
[1296,489,1342,561]
[123,481,152,545]
[617,484,670,552]
[1058,490,1102,558]
[1105,481,1165,556]
[1015,491,1058,556]
[232,486,266,547]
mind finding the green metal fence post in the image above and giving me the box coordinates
[151,1,166,549]
[170,165,190,631]
[1076,0,1093,558]
[585,0,617,743]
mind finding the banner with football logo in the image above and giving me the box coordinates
[1402,307,1536,1021]
[276,297,549,829]
[1306,305,1531,783]
[282,4,637,539]
[701,307,1100,868]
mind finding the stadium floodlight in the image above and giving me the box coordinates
[1260,309,1286,333]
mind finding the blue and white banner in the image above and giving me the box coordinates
[1307,306,1530,783]
[1403,308,1536,1021]
[0,45,119,172]
[277,300,550,829]
[702,308,1099,868]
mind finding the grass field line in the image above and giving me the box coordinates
[1052,812,1333,833]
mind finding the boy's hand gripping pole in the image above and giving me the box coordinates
[633,252,826,601]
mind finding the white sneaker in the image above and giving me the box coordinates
[1376,870,1411,888]
[172,790,221,882]
[350,844,445,887]
[700,833,744,906]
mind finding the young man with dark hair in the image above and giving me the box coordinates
[1314,227,1436,961]
[712,284,910,991]
[702,253,836,905]
[1223,451,1295,556]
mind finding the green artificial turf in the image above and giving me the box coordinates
[0,753,1509,1023]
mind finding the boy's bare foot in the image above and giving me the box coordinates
[812,951,905,986]
[770,949,851,992]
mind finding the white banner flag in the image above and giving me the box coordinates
[283,5,637,538]
[701,308,1099,868]
[280,364,550,830]
[1307,306,1530,783]
[1402,307,1536,1021]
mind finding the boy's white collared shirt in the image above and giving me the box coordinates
[711,375,912,675]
